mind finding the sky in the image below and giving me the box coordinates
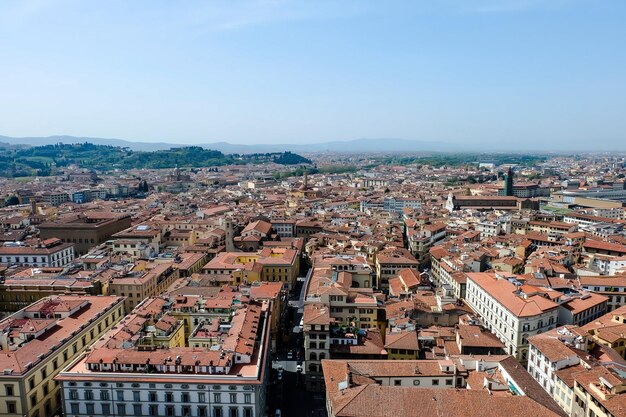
[0,0,625,150]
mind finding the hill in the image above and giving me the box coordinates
[0,143,311,178]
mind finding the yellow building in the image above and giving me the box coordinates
[384,329,419,360]
[109,260,179,311]
[572,366,625,417]
[581,304,626,359]
[0,295,124,417]
[203,247,300,287]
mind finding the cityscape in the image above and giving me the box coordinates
[1,1,626,417]
[0,150,624,417]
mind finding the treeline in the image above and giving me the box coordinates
[370,153,548,168]
[0,143,312,177]
[274,165,358,179]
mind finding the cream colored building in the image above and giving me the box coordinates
[0,295,124,417]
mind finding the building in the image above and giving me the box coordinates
[504,167,514,196]
[375,247,419,291]
[465,272,560,362]
[41,192,70,206]
[446,193,540,212]
[579,275,626,311]
[385,329,419,359]
[56,301,271,417]
[303,304,331,392]
[0,238,74,267]
[581,305,626,360]
[109,260,179,311]
[571,365,626,417]
[38,211,132,255]
[203,247,300,287]
[0,295,124,417]
[321,357,565,417]
[0,268,107,312]
[527,326,587,398]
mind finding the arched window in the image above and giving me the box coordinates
[319,352,326,360]
[309,352,317,361]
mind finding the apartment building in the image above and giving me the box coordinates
[375,247,419,291]
[57,302,271,417]
[203,247,300,287]
[579,275,626,311]
[406,222,447,265]
[0,295,124,417]
[465,272,560,362]
[109,261,179,311]
[0,238,74,267]
[303,304,331,392]
[527,326,587,397]
[571,365,626,417]
[581,305,626,360]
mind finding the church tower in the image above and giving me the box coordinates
[504,167,514,196]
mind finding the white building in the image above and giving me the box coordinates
[527,326,586,396]
[57,303,271,417]
[0,238,75,267]
[465,272,560,362]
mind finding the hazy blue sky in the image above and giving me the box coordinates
[1,0,625,149]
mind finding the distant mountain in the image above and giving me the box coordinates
[0,135,181,151]
[2,134,624,153]
[0,135,459,154]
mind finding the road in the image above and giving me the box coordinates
[267,268,326,417]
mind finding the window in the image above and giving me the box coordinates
[134,404,143,415]
[5,385,14,396]
[214,393,221,403]
[214,407,223,417]
[71,403,79,414]
[244,393,251,404]
[52,359,58,370]
[100,390,109,400]
[199,406,207,417]
[117,390,124,401]
[117,403,127,416]
[29,378,35,390]
[230,408,238,417]
[70,390,78,400]
[7,402,16,413]
[102,403,111,415]
[199,392,206,402]
[182,406,192,416]
[86,403,95,415]
[432,379,439,386]
[165,392,173,402]
[394,380,401,386]
[134,391,141,402]
[230,393,237,403]
[244,408,253,417]
[182,392,190,402]
[41,367,47,379]
[85,389,93,400]
[446,379,453,386]
[149,391,157,402]
[149,404,158,416]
